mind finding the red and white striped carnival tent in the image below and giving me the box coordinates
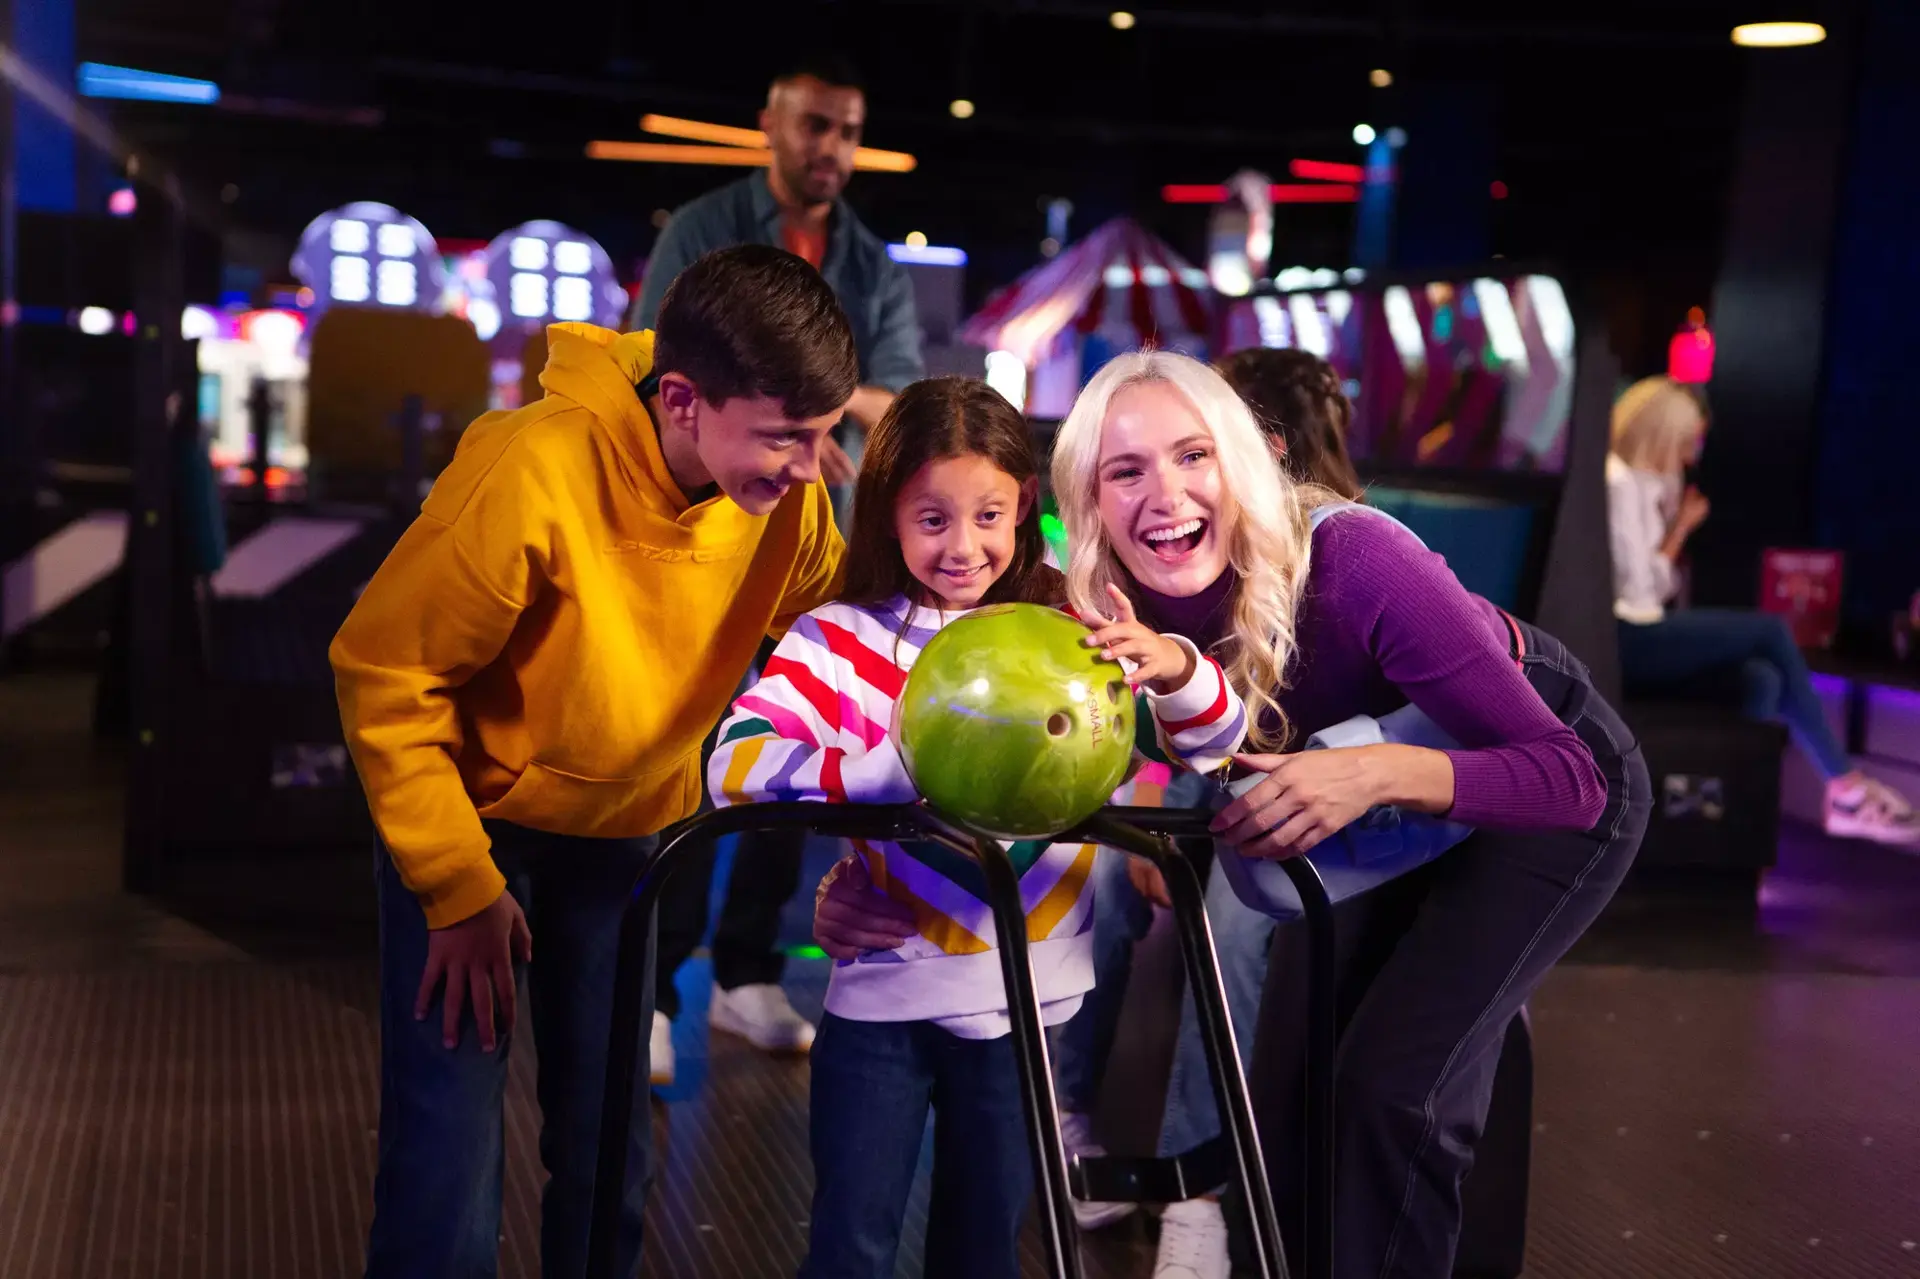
[958,217,1215,418]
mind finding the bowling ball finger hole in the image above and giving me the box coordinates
[1046,712,1073,738]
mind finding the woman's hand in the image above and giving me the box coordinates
[1663,485,1710,557]
[1677,484,1710,532]
[1084,584,1195,692]
[1209,748,1392,859]
[813,855,918,960]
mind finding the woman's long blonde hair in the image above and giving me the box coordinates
[1051,349,1337,751]
[1610,375,1706,478]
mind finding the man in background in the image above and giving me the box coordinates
[630,55,924,1085]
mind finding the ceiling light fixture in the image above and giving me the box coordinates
[1731,21,1826,47]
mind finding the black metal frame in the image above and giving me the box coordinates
[587,802,1336,1279]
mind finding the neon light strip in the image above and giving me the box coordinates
[1162,183,1359,205]
[77,62,219,105]
[637,113,917,172]
[1289,159,1366,183]
[590,140,913,172]
[887,244,968,266]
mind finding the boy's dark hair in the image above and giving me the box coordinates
[1215,348,1365,501]
[771,54,865,94]
[651,244,859,421]
[842,376,1063,610]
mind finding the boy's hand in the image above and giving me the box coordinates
[820,437,858,485]
[1084,584,1195,693]
[417,889,533,1052]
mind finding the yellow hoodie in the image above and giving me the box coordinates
[330,323,844,927]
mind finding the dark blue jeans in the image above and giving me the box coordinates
[1617,607,1851,778]
[802,1014,1033,1279]
[365,822,656,1279]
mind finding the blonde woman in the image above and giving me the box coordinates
[1608,376,1916,843]
[817,351,1649,1279]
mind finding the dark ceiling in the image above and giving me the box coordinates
[72,0,1853,302]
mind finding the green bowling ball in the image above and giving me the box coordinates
[897,603,1134,838]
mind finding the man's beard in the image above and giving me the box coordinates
[781,159,841,204]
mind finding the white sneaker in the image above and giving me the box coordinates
[1154,1198,1231,1279]
[1825,775,1920,846]
[708,983,816,1053]
[649,1011,675,1087]
[1060,1110,1136,1231]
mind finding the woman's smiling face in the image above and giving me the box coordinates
[1094,380,1233,598]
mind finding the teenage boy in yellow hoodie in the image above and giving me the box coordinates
[331,244,857,1279]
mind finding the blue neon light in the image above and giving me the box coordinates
[887,243,968,267]
[77,62,221,105]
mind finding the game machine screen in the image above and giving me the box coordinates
[1297,273,1578,615]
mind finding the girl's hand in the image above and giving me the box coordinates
[1084,584,1195,693]
[813,855,918,960]
[1126,855,1171,908]
[1209,748,1389,859]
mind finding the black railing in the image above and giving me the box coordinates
[587,803,1335,1279]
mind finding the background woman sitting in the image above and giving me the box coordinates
[1606,375,1916,845]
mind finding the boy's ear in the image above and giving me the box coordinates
[657,372,700,428]
[1016,476,1040,522]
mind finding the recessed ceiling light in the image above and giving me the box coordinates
[1731,21,1826,48]
[1369,68,1393,88]
[1110,11,1136,30]
[1352,123,1376,146]
[950,98,976,119]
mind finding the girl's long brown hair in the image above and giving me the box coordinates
[841,376,1062,609]
[1215,348,1365,501]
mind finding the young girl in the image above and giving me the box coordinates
[707,375,1247,1279]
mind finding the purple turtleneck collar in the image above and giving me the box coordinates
[1131,568,1236,654]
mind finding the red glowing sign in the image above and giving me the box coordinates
[1162,183,1359,205]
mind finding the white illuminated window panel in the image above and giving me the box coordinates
[1383,286,1427,370]
[1252,296,1288,348]
[551,276,593,322]
[1472,278,1529,372]
[1525,276,1576,360]
[1289,294,1330,357]
[510,237,549,271]
[331,256,371,303]
[553,240,592,275]
[510,273,550,319]
[329,219,370,254]
[376,223,416,258]
[376,259,419,306]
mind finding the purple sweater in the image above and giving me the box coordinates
[1137,511,1607,831]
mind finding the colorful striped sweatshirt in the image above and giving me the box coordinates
[709,595,1247,1038]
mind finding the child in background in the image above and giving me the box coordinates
[708,376,1246,1279]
